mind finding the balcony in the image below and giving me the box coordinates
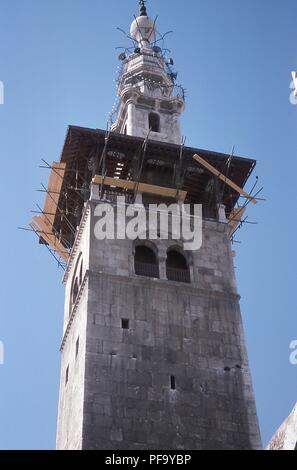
[135,261,159,279]
[166,267,191,284]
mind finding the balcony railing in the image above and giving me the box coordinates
[135,261,159,279]
[166,267,191,284]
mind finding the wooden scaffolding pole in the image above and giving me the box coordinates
[192,154,257,204]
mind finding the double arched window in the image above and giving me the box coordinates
[134,245,190,283]
[134,245,159,279]
[166,249,190,283]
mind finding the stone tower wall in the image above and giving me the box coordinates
[56,198,261,450]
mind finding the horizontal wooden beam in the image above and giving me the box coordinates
[92,175,187,202]
[192,154,257,204]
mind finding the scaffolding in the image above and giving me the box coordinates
[22,126,263,268]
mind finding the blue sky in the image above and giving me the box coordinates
[0,0,296,449]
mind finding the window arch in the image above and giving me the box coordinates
[166,249,190,283]
[69,253,83,315]
[134,245,159,279]
[79,260,83,285]
[72,278,79,305]
[149,112,160,133]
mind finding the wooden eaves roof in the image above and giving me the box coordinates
[34,125,256,256]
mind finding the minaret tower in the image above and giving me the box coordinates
[33,1,261,450]
[112,1,184,145]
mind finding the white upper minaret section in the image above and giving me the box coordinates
[111,1,185,145]
[130,8,156,48]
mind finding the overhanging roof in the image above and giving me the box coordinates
[40,125,256,251]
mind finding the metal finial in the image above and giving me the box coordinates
[139,0,148,16]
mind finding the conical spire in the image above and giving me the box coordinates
[139,0,148,17]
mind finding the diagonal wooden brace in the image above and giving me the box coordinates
[192,154,257,204]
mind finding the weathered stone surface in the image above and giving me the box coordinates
[267,403,297,450]
[56,200,261,450]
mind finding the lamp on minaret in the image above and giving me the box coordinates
[131,0,156,49]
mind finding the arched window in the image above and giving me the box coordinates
[149,112,160,133]
[79,260,83,285]
[72,278,79,304]
[166,249,190,283]
[69,253,83,316]
[134,245,159,278]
